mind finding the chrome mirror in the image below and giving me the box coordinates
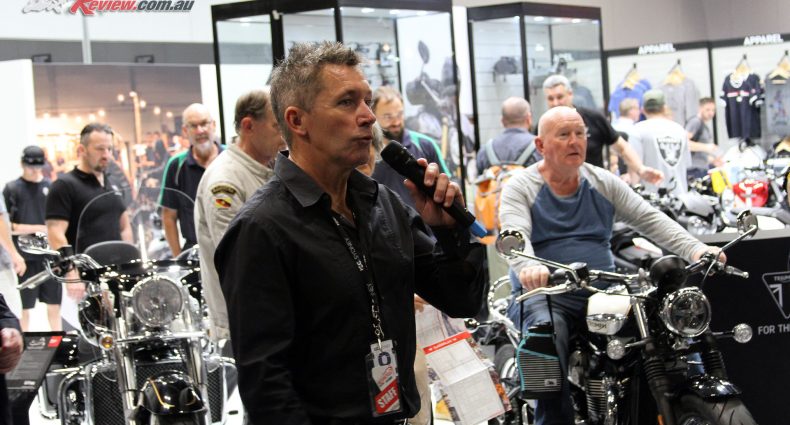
[495,230,525,259]
[735,210,758,238]
[17,233,59,256]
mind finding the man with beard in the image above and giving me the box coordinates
[46,123,133,300]
[371,86,450,209]
[160,104,222,256]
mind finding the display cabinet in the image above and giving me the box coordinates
[467,2,604,147]
[212,0,467,181]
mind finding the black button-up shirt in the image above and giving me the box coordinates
[216,153,485,424]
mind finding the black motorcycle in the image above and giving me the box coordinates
[480,210,760,425]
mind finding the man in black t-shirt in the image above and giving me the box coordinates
[3,146,61,331]
[46,123,132,300]
[541,75,663,185]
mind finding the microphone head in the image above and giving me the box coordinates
[380,140,413,173]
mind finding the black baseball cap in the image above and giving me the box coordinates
[21,145,45,166]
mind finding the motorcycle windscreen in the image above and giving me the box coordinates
[516,322,562,399]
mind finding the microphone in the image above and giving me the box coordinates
[380,141,487,238]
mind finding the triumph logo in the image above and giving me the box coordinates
[762,253,790,319]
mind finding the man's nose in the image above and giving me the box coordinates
[359,103,376,125]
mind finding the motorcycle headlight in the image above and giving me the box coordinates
[659,287,711,337]
[130,275,184,328]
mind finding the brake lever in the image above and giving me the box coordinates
[515,282,574,302]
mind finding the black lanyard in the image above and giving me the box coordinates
[330,213,386,345]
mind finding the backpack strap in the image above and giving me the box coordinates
[516,142,537,166]
[409,131,451,175]
[484,140,501,167]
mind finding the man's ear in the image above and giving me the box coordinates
[535,137,545,154]
[284,106,307,137]
[240,116,254,132]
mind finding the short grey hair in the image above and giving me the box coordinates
[501,97,531,126]
[270,41,363,148]
[234,88,271,132]
[618,98,639,117]
[542,74,571,91]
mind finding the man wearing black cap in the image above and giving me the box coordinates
[3,146,60,331]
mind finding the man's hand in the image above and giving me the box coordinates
[692,246,727,264]
[639,166,664,185]
[517,265,550,291]
[414,295,428,313]
[11,251,26,277]
[404,159,463,227]
[65,269,86,301]
[0,328,23,373]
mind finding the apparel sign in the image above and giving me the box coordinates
[637,43,677,55]
[743,34,784,46]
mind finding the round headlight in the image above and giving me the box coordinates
[130,276,184,328]
[659,287,711,337]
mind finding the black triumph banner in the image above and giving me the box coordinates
[697,229,790,425]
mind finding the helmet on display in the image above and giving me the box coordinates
[732,178,769,207]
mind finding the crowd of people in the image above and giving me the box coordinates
[0,41,748,425]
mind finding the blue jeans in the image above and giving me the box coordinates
[506,270,591,425]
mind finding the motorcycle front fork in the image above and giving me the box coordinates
[634,301,730,425]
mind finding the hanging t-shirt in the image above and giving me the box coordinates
[659,78,700,125]
[764,73,790,137]
[720,73,763,139]
[608,79,652,119]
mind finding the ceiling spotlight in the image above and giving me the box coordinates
[572,18,582,24]
[75,116,83,123]
[166,111,173,118]
[59,112,68,119]
[43,112,50,119]
[533,16,544,22]
[389,9,400,15]
[360,7,374,13]
[153,106,161,115]
[129,91,137,98]
[89,113,96,121]
[140,100,147,109]
[98,109,106,117]
[117,94,125,102]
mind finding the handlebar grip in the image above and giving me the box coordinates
[548,269,569,287]
[723,265,749,279]
[17,269,53,290]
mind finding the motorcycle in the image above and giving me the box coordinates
[484,210,760,425]
[631,184,725,236]
[18,188,235,425]
[404,40,476,179]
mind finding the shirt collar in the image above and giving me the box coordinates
[72,166,104,183]
[503,127,529,134]
[274,152,379,209]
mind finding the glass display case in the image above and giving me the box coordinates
[211,1,467,181]
[467,3,604,147]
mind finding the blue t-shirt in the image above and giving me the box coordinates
[608,79,652,119]
[530,178,615,272]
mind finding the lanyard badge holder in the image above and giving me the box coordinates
[331,215,403,417]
